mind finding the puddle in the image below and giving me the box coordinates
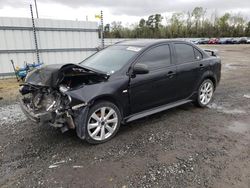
[228,121,249,134]
[228,64,248,67]
[224,63,249,70]
[224,64,237,70]
[208,103,246,114]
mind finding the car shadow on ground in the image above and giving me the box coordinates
[112,103,195,138]
[27,102,197,148]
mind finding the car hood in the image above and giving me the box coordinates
[25,63,108,87]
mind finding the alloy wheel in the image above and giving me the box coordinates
[199,81,214,105]
[87,107,118,141]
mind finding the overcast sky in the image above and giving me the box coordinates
[0,0,249,25]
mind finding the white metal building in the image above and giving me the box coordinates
[0,17,100,77]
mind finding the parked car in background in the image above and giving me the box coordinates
[19,39,221,144]
[218,38,228,44]
[232,37,247,44]
[193,40,199,45]
[218,38,233,44]
[239,37,248,44]
[190,38,200,45]
[208,38,219,44]
[225,38,234,44]
[247,38,250,44]
[197,38,209,44]
[232,37,248,44]
[232,38,240,44]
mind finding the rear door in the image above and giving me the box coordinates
[173,43,204,100]
[129,44,177,113]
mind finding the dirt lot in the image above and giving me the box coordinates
[0,78,20,105]
[0,45,250,188]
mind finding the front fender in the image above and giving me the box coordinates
[65,76,130,116]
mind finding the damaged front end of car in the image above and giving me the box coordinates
[19,63,108,138]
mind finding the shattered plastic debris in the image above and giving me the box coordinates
[243,94,250,99]
[53,160,66,165]
[49,164,59,169]
[49,160,66,169]
[73,165,83,168]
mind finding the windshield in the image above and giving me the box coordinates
[80,45,140,74]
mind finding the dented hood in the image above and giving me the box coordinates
[25,63,108,87]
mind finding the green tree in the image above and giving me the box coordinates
[192,7,206,35]
[105,7,249,39]
[139,18,146,28]
[217,13,231,37]
[245,21,250,36]
[110,21,123,38]
[169,13,184,38]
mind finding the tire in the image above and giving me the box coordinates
[85,101,121,144]
[195,79,214,108]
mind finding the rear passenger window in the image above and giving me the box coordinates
[137,44,171,70]
[194,48,203,60]
[175,43,195,64]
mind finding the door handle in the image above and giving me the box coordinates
[166,71,175,78]
[199,64,205,70]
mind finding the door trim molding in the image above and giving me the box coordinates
[125,99,192,123]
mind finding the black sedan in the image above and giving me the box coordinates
[20,40,221,144]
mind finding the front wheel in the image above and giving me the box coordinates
[85,101,121,144]
[195,79,214,107]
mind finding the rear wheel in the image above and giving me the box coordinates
[85,101,121,144]
[195,79,214,107]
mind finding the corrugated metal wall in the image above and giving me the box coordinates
[0,17,100,77]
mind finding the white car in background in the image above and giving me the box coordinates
[247,38,250,44]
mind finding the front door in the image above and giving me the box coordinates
[129,44,177,114]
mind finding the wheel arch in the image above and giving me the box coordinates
[199,71,217,89]
[203,75,217,89]
[90,95,124,118]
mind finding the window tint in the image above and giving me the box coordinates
[175,43,195,64]
[137,44,171,70]
[194,48,203,60]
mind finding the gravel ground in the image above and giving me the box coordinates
[0,45,250,188]
[0,104,26,127]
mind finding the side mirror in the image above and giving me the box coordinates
[133,64,149,75]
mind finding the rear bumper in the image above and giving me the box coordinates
[19,98,53,123]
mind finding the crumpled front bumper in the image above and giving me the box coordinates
[20,95,89,140]
[19,98,53,123]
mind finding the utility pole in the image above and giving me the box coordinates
[100,10,104,48]
[30,4,40,63]
[34,0,39,18]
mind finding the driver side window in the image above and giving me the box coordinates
[137,44,171,71]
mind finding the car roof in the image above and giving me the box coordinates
[114,39,187,47]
